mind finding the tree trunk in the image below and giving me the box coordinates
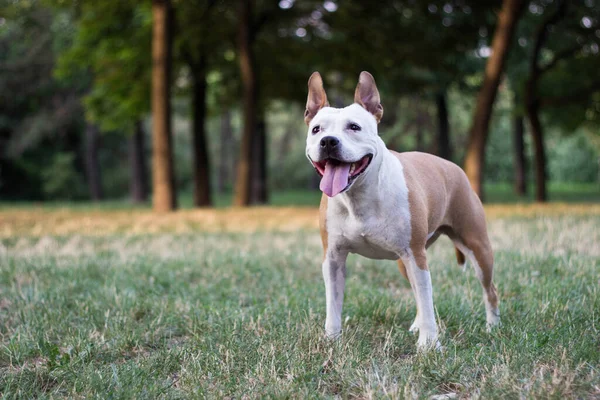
[463,0,525,200]
[436,91,452,161]
[524,1,566,203]
[250,115,268,204]
[526,103,547,201]
[414,97,425,152]
[218,110,233,193]
[129,121,149,203]
[512,114,527,196]
[84,123,103,201]
[234,0,257,207]
[151,0,177,212]
[190,57,212,207]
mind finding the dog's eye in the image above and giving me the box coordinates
[312,125,320,134]
[348,123,361,131]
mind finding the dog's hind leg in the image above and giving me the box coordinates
[455,236,500,330]
[455,247,467,271]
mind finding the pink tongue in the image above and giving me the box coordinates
[320,161,351,197]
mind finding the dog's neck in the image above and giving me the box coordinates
[332,138,403,218]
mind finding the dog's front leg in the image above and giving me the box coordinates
[322,251,348,339]
[401,249,440,350]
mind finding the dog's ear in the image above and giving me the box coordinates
[305,72,329,125]
[354,71,384,123]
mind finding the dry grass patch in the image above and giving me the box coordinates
[2,203,600,238]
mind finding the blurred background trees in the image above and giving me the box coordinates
[1,0,598,208]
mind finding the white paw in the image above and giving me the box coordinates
[409,320,420,334]
[324,328,342,340]
[486,309,501,332]
[416,330,440,351]
[417,339,443,352]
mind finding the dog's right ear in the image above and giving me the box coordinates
[305,72,329,125]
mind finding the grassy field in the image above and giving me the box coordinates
[0,204,599,398]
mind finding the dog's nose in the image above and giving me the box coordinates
[320,136,339,151]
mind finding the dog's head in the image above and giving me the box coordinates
[304,71,384,197]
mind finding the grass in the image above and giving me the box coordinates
[0,206,599,398]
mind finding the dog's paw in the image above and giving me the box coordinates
[485,309,501,332]
[486,319,501,333]
[417,339,443,353]
[416,330,441,352]
[323,329,342,341]
[409,320,420,334]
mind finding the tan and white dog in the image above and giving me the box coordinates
[304,71,499,350]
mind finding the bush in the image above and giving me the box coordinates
[41,152,87,200]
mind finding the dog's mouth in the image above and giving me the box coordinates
[310,154,373,197]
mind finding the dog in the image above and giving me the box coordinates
[304,71,499,350]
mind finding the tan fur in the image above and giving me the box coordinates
[392,151,497,309]
[397,259,409,281]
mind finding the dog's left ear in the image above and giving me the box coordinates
[305,72,329,125]
[354,71,384,123]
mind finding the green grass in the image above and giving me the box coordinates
[1,212,599,398]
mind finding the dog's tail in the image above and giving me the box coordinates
[455,247,467,271]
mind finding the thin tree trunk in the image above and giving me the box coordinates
[463,0,525,200]
[151,0,177,212]
[251,115,268,204]
[191,57,212,207]
[436,91,452,161]
[84,123,103,201]
[234,0,257,207]
[512,114,527,196]
[218,110,232,193]
[129,121,148,203]
[526,104,547,201]
[414,97,425,152]
[524,0,567,203]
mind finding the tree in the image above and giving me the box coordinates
[0,2,88,200]
[176,0,229,208]
[151,0,177,211]
[189,56,212,207]
[84,123,104,200]
[53,1,153,204]
[436,91,452,160]
[464,0,526,200]
[512,111,527,196]
[522,0,600,202]
[234,0,258,206]
[317,1,495,164]
[129,121,149,203]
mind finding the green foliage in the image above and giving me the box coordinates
[53,1,152,134]
[40,152,87,199]
[2,0,599,202]
[548,131,599,182]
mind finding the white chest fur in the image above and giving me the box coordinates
[325,151,412,260]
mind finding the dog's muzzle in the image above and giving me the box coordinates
[310,153,373,197]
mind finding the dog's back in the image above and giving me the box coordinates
[391,151,486,241]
